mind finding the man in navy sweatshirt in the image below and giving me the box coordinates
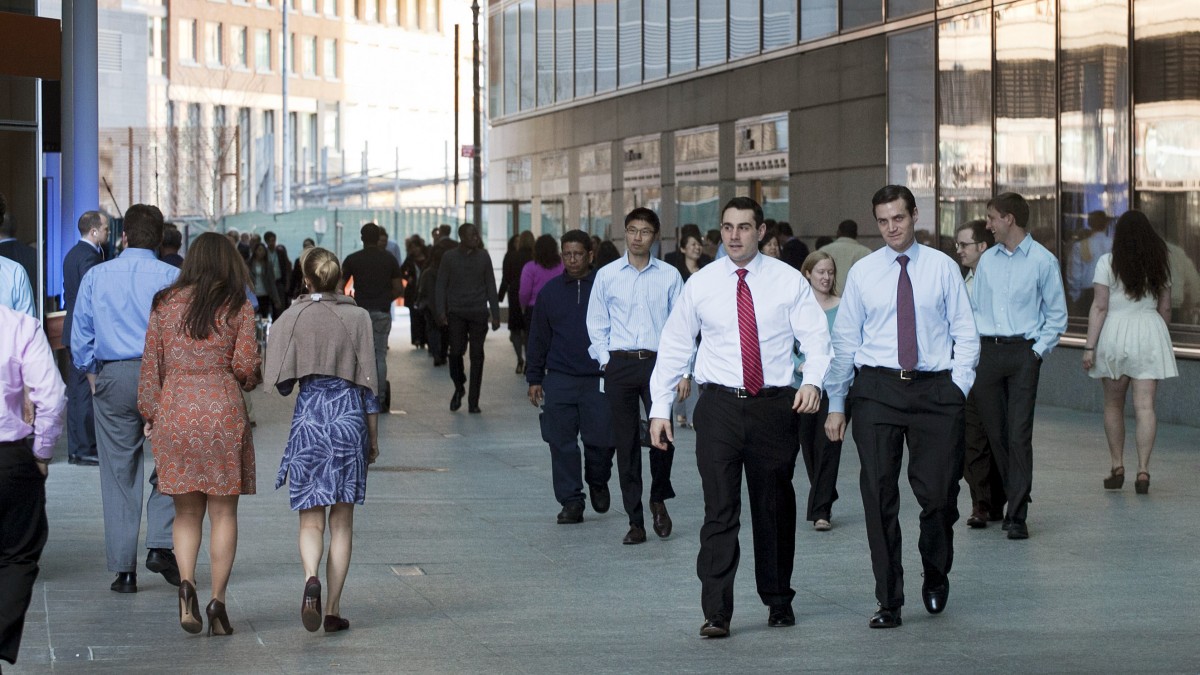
[526,230,616,524]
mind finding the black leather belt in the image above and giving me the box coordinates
[700,383,791,399]
[98,357,142,366]
[609,350,656,360]
[858,366,948,382]
[980,335,1033,345]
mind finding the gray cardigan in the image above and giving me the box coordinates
[264,292,378,396]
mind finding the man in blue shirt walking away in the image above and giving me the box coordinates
[525,230,616,525]
[71,204,182,593]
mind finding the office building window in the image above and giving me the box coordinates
[255,28,271,71]
[596,0,617,92]
[729,0,760,59]
[206,22,223,66]
[801,0,836,41]
[842,0,882,31]
[555,0,573,101]
[937,9,993,241]
[888,26,935,239]
[303,35,317,75]
[762,0,797,51]
[520,0,536,109]
[490,7,504,115]
[425,0,440,32]
[324,38,338,78]
[179,19,197,63]
[889,0,934,19]
[698,0,725,67]
[618,0,642,87]
[537,0,554,106]
[303,0,317,12]
[575,0,595,96]
[234,26,248,68]
[669,0,697,75]
[644,1,666,80]
[504,4,520,113]
[325,0,339,16]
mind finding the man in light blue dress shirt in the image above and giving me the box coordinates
[72,204,181,594]
[0,256,34,317]
[824,185,979,629]
[587,207,685,546]
[971,192,1068,541]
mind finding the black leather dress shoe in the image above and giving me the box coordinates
[869,606,902,628]
[922,579,949,614]
[557,502,584,524]
[699,617,730,638]
[1001,518,1012,531]
[589,484,610,513]
[622,525,647,545]
[111,572,137,593]
[966,504,988,528]
[146,548,181,587]
[768,604,795,627]
[450,387,465,412]
[1007,521,1029,540]
[468,405,482,414]
[649,501,672,538]
[77,456,99,466]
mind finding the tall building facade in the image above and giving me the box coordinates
[484,0,1200,416]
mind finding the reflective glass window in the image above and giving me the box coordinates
[937,10,992,246]
[698,0,726,67]
[596,0,618,92]
[555,0,573,101]
[644,1,667,81]
[1133,0,1200,327]
[801,0,836,41]
[936,0,973,8]
[1060,0,1130,315]
[888,0,933,19]
[576,0,595,96]
[488,9,501,117]
[729,0,760,59]
[763,0,798,51]
[669,0,697,75]
[995,0,1057,248]
[504,4,519,114]
[842,0,882,32]
[888,26,936,240]
[618,0,642,87]
[520,1,535,110]
[537,0,555,107]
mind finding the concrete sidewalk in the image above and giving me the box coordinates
[9,318,1200,673]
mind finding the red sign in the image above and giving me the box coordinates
[461,145,478,158]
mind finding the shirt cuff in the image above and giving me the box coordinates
[828,396,847,414]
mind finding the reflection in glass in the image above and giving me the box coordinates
[889,0,933,19]
[489,8,503,117]
[520,0,535,110]
[1133,0,1200,326]
[644,1,667,80]
[698,0,726,67]
[618,0,642,87]
[581,191,613,236]
[669,0,697,75]
[1060,0,1129,317]
[678,184,721,231]
[888,27,936,239]
[842,0,882,32]
[575,0,595,97]
[801,0,836,42]
[537,0,554,107]
[729,0,760,59]
[503,5,519,114]
[937,10,992,243]
[555,0,573,101]
[596,0,617,92]
[995,0,1057,249]
[763,0,797,50]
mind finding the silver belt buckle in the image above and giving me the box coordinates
[736,387,749,398]
[899,369,914,381]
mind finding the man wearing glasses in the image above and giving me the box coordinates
[954,220,1006,529]
[587,208,685,546]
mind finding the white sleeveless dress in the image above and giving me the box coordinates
[1088,254,1178,381]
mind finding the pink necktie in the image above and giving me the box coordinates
[736,269,764,395]
[896,255,918,371]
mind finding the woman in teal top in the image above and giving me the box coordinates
[794,251,843,531]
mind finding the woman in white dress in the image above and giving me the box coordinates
[1082,210,1177,494]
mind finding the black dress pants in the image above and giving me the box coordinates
[850,368,964,609]
[65,358,98,461]
[694,388,799,622]
[448,310,489,406]
[973,340,1040,524]
[603,356,675,528]
[798,393,843,522]
[0,442,48,666]
[962,388,1006,518]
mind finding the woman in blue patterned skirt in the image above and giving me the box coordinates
[265,247,380,633]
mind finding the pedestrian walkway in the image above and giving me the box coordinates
[10,319,1200,673]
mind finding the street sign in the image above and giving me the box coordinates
[461,144,478,158]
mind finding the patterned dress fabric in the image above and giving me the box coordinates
[276,376,380,511]
[1088,254,1179,381]
[138,290,262,495]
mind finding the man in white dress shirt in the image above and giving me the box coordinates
[649,196,832,638]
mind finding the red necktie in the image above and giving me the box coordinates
[896,255,918,371]
[736,268,764,395]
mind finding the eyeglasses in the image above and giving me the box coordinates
[954,241,982,250]
[625,227,655,239]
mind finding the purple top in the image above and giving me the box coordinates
[0,305,66,459]
[519,261,564,309]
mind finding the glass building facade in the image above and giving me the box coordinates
[486,0,1200,348]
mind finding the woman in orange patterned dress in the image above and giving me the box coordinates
[138,232,261,637]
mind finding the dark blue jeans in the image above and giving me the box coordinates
[540,371,615,506]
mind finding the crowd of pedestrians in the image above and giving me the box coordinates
[0,179,1188,669]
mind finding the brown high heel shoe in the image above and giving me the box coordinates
[301,576,322,632]
[179,581,202,634]
[206,599,233,636]
[1135,472,1150,495]
[1102,467,1125,490]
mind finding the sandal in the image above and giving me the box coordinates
[1134,472,1150,495]
[1102,467,1124,490]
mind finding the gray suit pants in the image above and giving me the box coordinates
[93,360,174,573]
